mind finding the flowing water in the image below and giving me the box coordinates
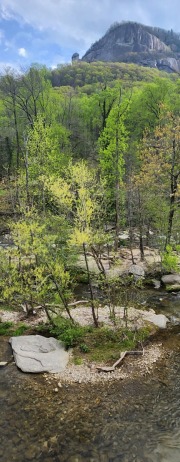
[0,295,180,462]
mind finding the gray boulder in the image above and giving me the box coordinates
[162,274,180,285]
[161,274,180,292]
[142,313,169,328]
[10,335,69,373]
[129,264,145,279]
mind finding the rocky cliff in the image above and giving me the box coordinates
[81,22,180,73]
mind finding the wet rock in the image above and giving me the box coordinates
[166,284,180,292]
[152,279,161,289]
[9,335,69,373]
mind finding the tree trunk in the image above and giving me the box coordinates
[83,243,98,327]
[165,172,178,249]
[115,127,120,251]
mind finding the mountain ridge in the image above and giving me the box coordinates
[78,21,180,73]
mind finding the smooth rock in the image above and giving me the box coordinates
[143,313,169,328]
[0,361,8,367]
[129,264,145,279]
[9,335,69,373]
[161,274,180,285]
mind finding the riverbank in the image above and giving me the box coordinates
[0,302,167,386]
[45,342,163,386]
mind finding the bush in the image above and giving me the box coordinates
[162,246,179,272]
[0,321,13,335]
[79,343,90,353]
[13,324,29,336]
[49,316,89,348]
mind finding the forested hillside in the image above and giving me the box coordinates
[50,61,178,88]
[0,64,180,322]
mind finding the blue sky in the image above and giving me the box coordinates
[0,0,179,71]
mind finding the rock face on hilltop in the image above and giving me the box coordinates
[81,22,180,73]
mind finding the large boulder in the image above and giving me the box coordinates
[161,274,180,292]
[142,312,169,329]
[129,264,145,279]
[10,335,69,373]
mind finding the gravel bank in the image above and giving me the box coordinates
[45,343,163,386]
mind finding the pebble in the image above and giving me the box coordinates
[45,343,163,386]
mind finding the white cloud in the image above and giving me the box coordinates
[1,1,180,57]
[18,47,27,57]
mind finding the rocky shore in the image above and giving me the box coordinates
[45,342,163,386]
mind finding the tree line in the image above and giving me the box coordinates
[0,64,179,325]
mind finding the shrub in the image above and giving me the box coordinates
[49,316,89,348]
[79,343,90,353]
[0,321,13,335]
[13,324,29,336]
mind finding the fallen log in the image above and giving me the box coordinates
[96,349,144,372]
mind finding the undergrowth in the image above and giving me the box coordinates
[0,321,29,336]
[36,316,151,363]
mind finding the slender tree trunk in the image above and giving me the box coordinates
[83,243,98,327]
[115,127,120,251]
[5,137,13,178]
[90,245,106,277]
[50,275,74,322]
[165,173,178,249]
[137,189,144,261]
[127,180,135,264]
[24,141,31,209]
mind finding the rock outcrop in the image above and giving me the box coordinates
[10,335,69,373]
[81,22,180,73]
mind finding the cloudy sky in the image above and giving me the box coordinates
[0,0,179,70]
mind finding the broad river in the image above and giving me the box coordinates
[0,294,180,462]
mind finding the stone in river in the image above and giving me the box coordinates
[9,335,69,373]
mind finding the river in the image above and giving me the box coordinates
[0,295,180,462]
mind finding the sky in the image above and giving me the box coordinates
[0,0,179,71]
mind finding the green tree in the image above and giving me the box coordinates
[99,91,128,247]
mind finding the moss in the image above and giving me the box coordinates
[73,357,83,365]
[0,321,29,336]
[0,304,16,312]
[13,324,29,336]
[73,325,151,363]
[0,321,13,335]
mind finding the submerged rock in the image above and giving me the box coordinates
[9,335,69,373]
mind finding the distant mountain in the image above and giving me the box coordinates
[80,22,180,73]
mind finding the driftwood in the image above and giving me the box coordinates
[96,349,144,373]
[33,300,90,310]
[68,300,90,307]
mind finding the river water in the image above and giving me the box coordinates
[0,296,180,462]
